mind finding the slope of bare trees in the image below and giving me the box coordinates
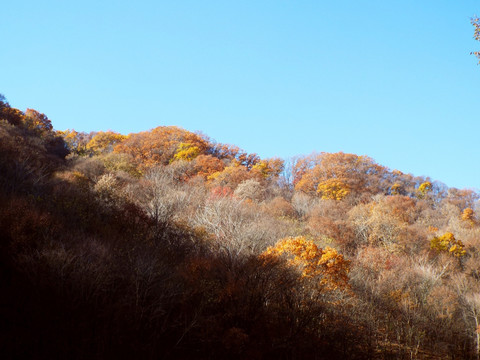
[1,96,480,359]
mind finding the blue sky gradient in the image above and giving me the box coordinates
[2,1,479,189]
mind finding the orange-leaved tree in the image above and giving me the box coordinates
[114,126,210,169]
[294,152,387,201]
[24,108,53,134]
[461,207,476,225]
[193,154,225,179]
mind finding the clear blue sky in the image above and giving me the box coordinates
[2,1,479,190]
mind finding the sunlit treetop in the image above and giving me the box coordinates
[86,131,127,154]
[261,236,350,291]
[113,126,210,169]
[24,109,53,134]
[294,152,388,201]
[251,158,284,179]
[317,178,350,200]
[172,142,202,162]
[417,181,432,199]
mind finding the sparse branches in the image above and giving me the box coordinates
[472,17,480,63]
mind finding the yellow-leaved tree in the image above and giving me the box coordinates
[251,157,284,179]
[430,232,466,257]
[390,182,404,196]
[172,142,201,162]
[316,178,350,200]
[261,236,350,291]
[417,181,432,199]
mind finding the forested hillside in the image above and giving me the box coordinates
[1,94,480,359]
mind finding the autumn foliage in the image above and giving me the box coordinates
[113,126,209,169]
[430,231,466,257]
[262,236,350,291]
[2,94,480,359]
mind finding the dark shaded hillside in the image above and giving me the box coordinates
[1,96,480,359]
[0,98,372,359]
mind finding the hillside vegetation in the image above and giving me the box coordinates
[1,95,480,359]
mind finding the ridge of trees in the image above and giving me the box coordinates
[2,37,480,358]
